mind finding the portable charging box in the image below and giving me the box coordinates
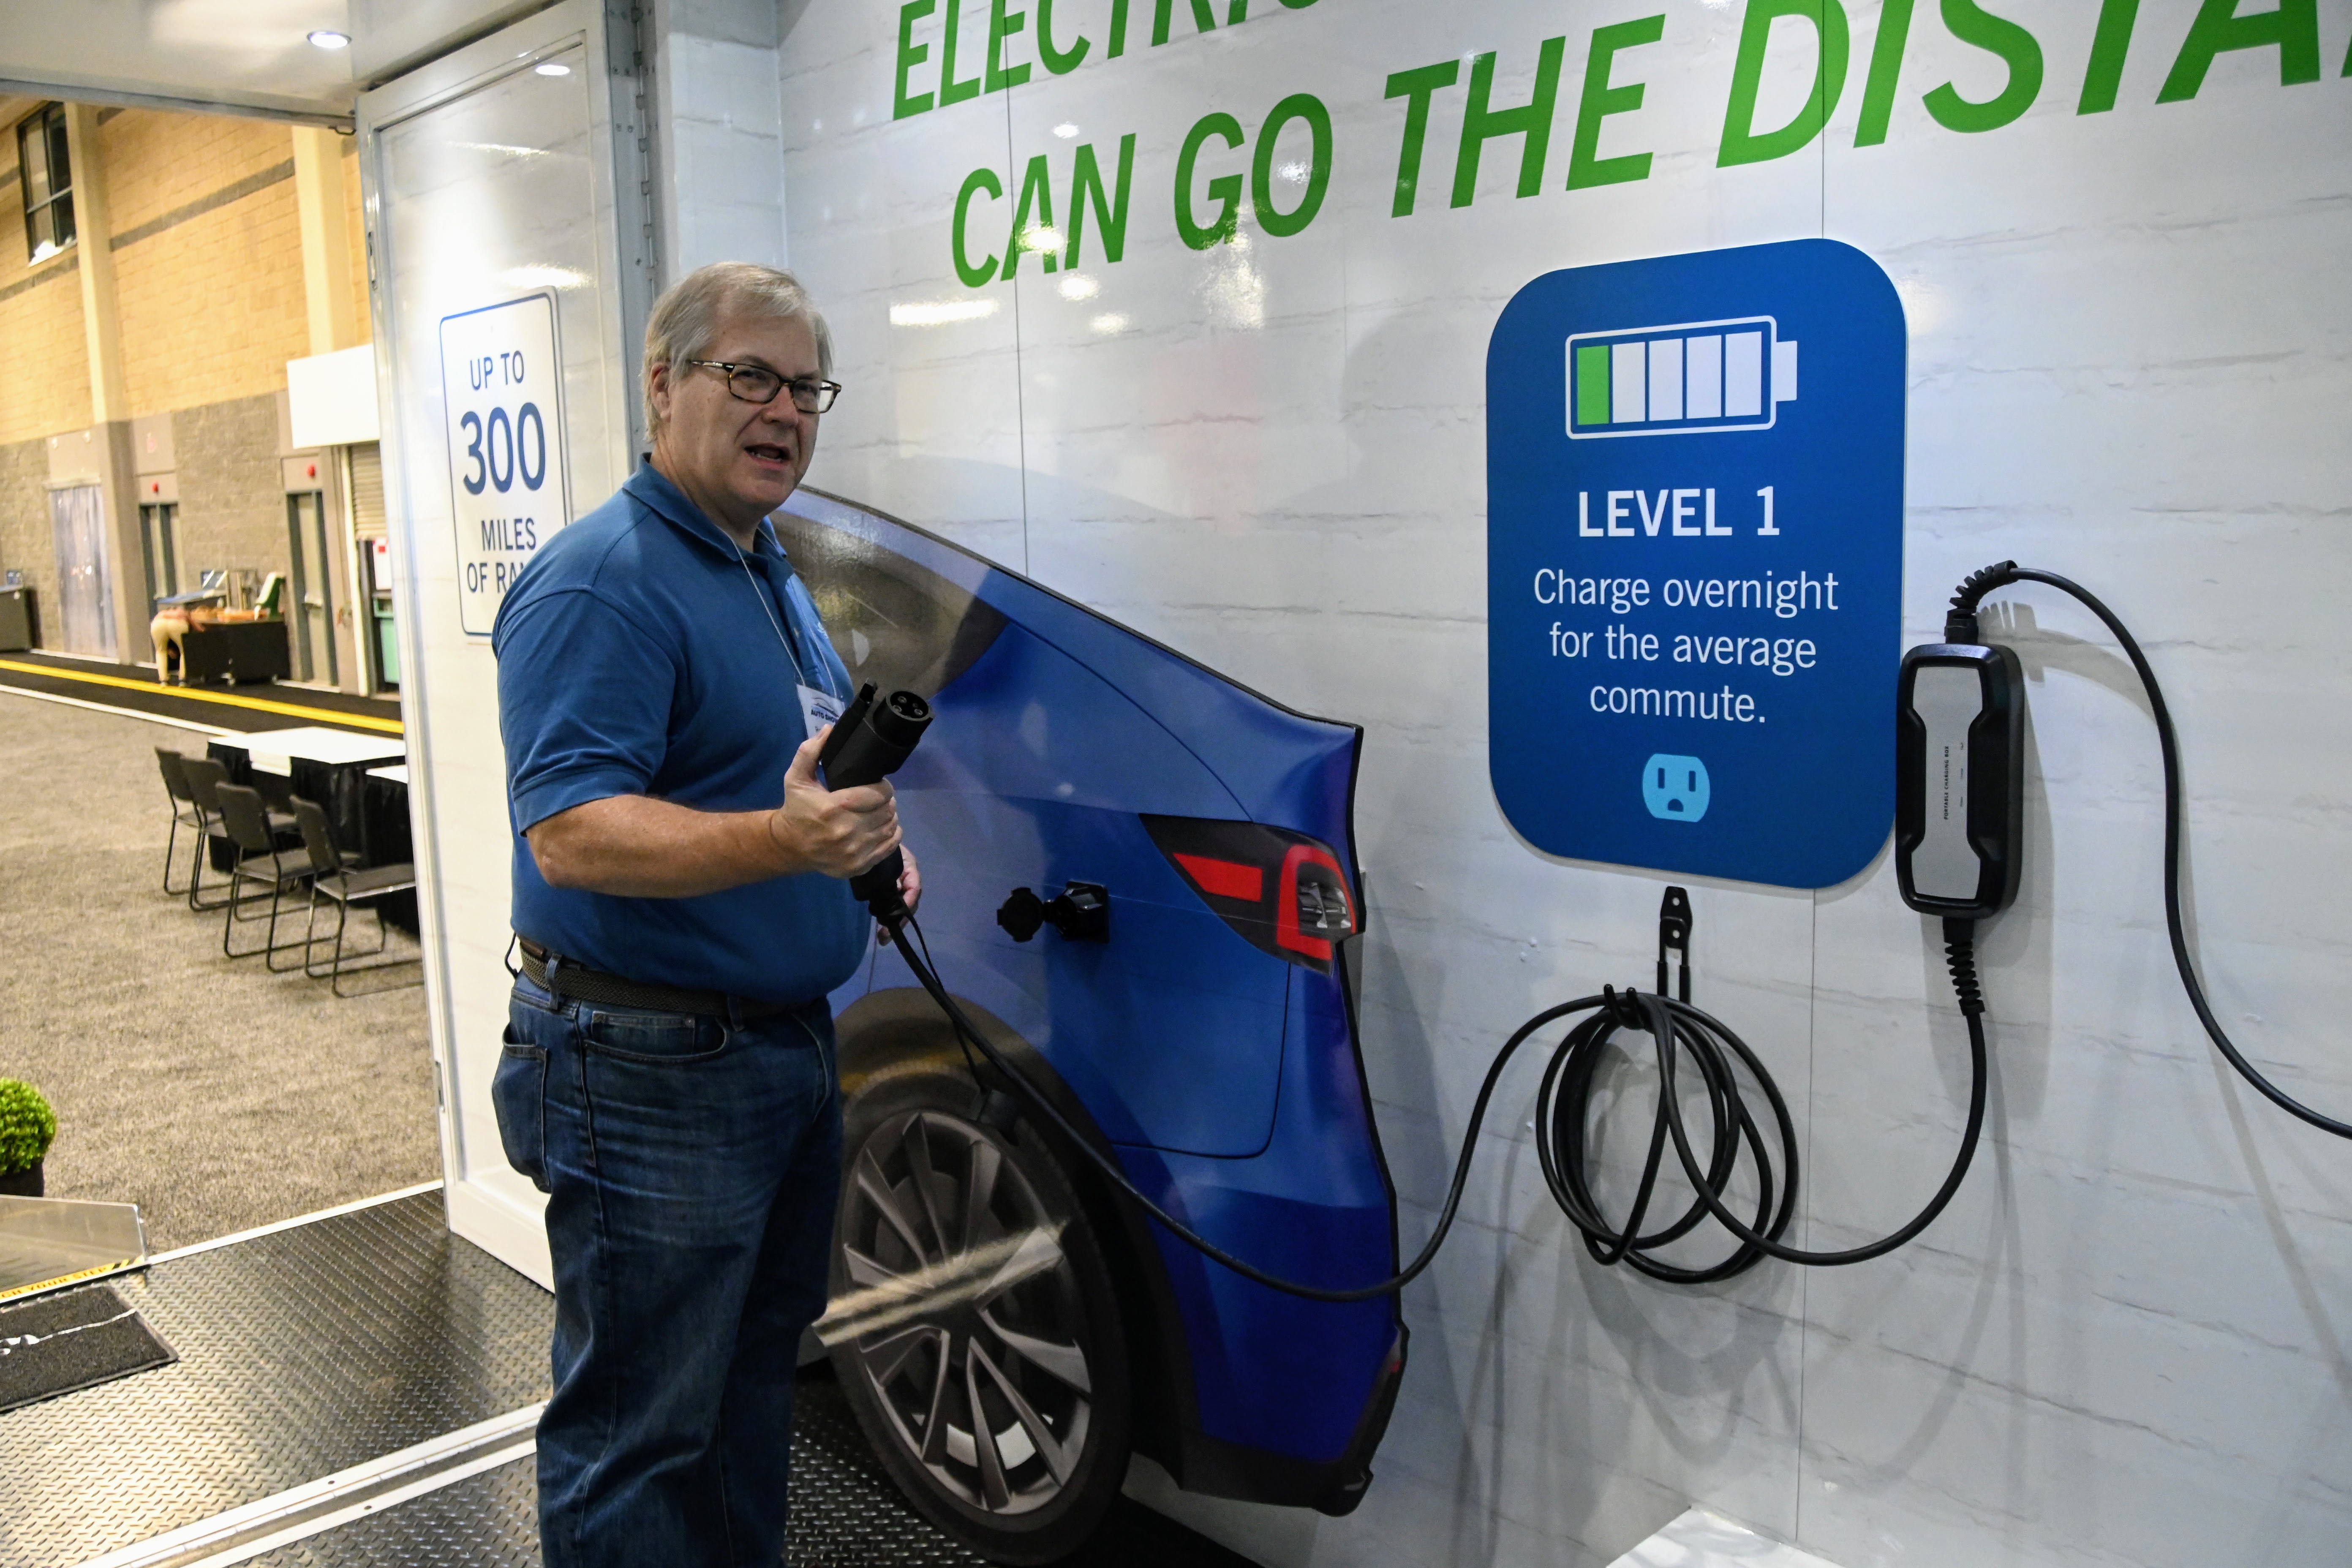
[1895,642,2026,920]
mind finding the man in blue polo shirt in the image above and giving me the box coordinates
[491,262,914,1568]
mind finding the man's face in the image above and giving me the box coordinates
[649,309,822,531]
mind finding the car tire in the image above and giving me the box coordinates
[825,1070,1132,1565]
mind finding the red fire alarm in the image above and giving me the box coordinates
[306,463,317,478]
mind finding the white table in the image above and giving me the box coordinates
[366,764,411,786]
[207,728,409,865]
[216,725,406,778]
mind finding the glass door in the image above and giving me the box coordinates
[48,484,115,659]
[285,489,338,685]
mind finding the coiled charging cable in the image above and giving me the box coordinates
[875,559,2343,1301]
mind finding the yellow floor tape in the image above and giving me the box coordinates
[0,1256,142,1304]
[0,659,404,736]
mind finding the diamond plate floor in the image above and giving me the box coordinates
[252,1372,1259,1568]
[243,1455,542,1568]
[0,1191,1262,1567]
[240,1375,995,1568]
[0,1192,550,1568]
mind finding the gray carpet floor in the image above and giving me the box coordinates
[0,694,440,1252]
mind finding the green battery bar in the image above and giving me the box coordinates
[1574,343,1612,427]
[1565,316,1793,439]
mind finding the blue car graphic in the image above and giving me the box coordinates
[777,486,1406,1563]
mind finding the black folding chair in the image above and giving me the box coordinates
[290,797,421,996]
[179,755,297,913]
[153,748,205,896]
[213,784,315,966]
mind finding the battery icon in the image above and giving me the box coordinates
[1566,316,1798,438]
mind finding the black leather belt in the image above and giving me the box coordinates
[516,939,803,1021]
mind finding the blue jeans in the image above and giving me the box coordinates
[495,974,842,1568]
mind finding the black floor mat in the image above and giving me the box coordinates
[0,1285,176,1414]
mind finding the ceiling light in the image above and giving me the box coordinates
[534,61,572,76]
[308,30,350,49]
[1053,123,1079,139]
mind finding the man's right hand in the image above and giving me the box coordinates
[769,727,901,879]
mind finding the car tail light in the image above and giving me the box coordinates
[1142,815,1358,974]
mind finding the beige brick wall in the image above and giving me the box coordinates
[114,180,308,416]
[0,118,92,446]
[1,104,365,652]
[102,111,289,240]
[2,107,324,440]
[0,265,89,446]
[105,111,309,417]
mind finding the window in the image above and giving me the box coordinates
[17,103,74,264]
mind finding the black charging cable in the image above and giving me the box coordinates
[876,894,1990,1296]
[1950,563,2352,1141]
[860,555,2338,1299]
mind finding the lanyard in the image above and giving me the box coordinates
[735,538,842,705]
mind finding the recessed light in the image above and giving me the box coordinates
[1053,122,1079,139]
[534,61,572,76]
[308,30,350,49]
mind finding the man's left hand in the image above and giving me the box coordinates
[878,844,921,944]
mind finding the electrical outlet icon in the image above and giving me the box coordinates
[1642,754,1711,822]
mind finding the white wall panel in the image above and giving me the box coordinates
[360,1,635,1290]
[777,0,1028,566]
[658,0,793,275]
[765,3,2352,1564]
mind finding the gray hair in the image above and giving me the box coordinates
[642,262,834,441]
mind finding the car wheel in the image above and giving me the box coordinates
[825,1076,1132,1564]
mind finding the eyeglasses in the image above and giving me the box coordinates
[683,359,842,414]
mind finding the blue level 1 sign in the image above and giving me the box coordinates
[1487,239,1906,888]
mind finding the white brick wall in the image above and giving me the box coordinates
[657,0,791,276]
[765,4,2352,1565]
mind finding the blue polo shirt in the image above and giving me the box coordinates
[493,464,868,1005]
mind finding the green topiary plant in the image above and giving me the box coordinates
[0,1079,58,1176]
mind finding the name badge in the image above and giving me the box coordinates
[798,683,844,739]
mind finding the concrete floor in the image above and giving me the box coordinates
[0,693,440,1252]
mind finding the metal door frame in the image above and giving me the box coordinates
[139,499,180,614]
[284,489,337,685]
[355,0,655,1284]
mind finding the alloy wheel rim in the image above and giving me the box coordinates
[833,1108,1095,1516]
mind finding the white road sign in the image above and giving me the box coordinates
[439,293,571,637]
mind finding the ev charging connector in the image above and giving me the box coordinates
[817,681,934,920]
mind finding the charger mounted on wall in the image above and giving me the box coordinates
[871,560,2351,1308]
[1895,638,2025,922]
